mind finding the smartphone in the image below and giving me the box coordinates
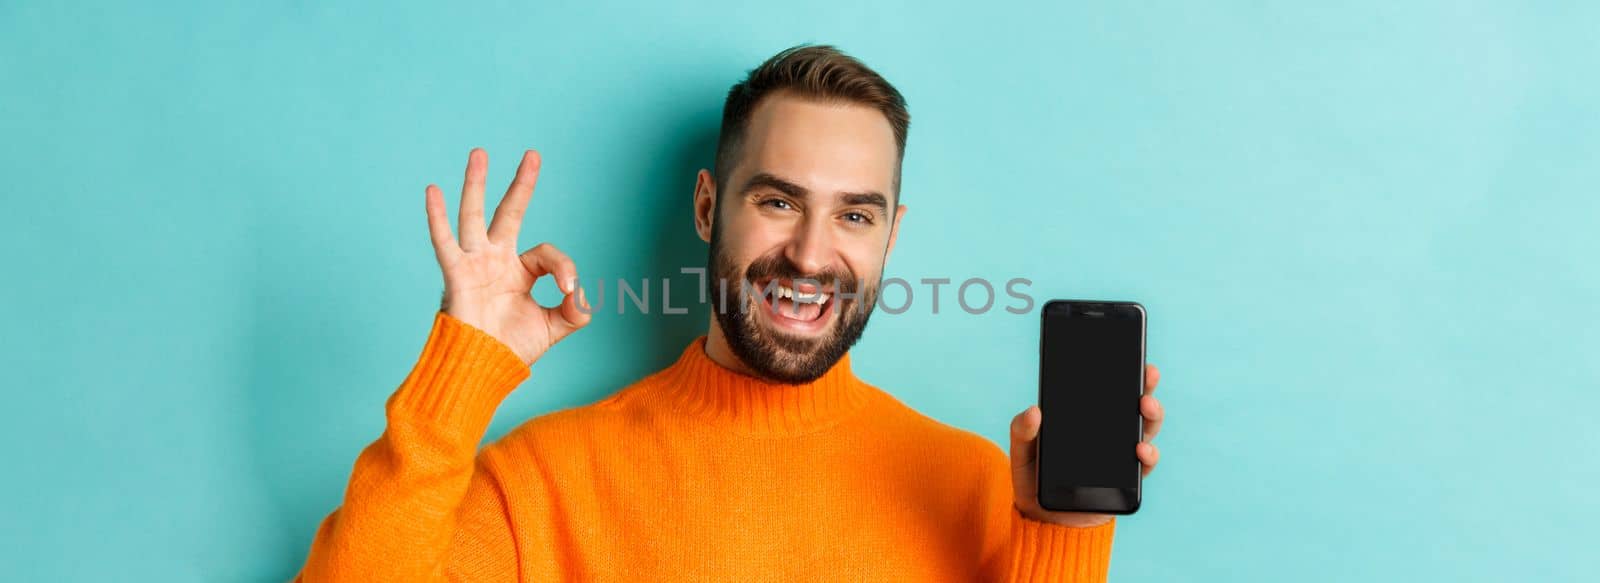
[1036,299,1146,514]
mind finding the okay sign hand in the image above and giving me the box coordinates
[426,148,591,366]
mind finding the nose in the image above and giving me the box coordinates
[784,213,835,275]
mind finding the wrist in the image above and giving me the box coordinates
[1017,504,1114,528]
[390,311,531,435]
[435,309,536,366]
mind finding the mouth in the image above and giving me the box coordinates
[749,277,837,335]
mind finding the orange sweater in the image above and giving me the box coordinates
[296,311,1115,581]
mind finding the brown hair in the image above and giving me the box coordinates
[714,44,911,195]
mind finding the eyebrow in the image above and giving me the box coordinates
[742,172,808,198]
[741,172,890,213]
[841,191,889,211]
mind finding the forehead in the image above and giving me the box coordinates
[737,93,898,196]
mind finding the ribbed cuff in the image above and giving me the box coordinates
[1005,510,1116,582]
[385,311,531,438]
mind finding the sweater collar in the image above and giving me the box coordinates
[653,336,874,435]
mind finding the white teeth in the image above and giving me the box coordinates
[773,284,830,305]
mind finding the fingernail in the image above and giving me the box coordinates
[562,277,575,294]
[577,286,590,311]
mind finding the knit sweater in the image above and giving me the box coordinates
[295,311,1116,581]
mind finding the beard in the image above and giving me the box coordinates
[706,231,881,384]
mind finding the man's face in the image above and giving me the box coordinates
[695,92,907,383]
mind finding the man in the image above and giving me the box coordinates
[296,45,1166,581]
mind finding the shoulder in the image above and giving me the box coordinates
[478,380,656,467]
[860,384,1016,513]
[864,383,1010,470]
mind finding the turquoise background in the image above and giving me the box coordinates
[3,1,1596,581]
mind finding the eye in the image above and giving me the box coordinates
[842,211,874,225]
[761,198,794,211]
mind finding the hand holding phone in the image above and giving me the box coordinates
[1009,300,1164,524]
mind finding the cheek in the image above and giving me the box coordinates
[838,247,887,283]
[713,236,770,275]
[720,216,792,258]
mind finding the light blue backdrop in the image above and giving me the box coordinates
[3,1,1595,581]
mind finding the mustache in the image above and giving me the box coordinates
[741,253,859,296]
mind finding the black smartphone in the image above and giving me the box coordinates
[1036,299,1146,514]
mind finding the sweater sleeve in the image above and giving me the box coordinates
[999,509,1116,581]
[978,442,1117,582]
[294,311,531,582]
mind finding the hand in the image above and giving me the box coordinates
[425,148,592,366]
[1009,364,1164,527]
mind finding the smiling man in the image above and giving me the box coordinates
[296,45,1165,582]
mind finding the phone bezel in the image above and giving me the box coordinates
[1034,299,1146,515]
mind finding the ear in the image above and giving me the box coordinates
[693,169,717,243]
[885,203,908,260]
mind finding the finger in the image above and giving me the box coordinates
[1143,363,1161,396]
[424,184,460,264]
[1009,405,1043,502]
[1138,442,1160,477]
[1141,395,1164,442]
[517,243,578,294]
[458,148,489,250]
[1009,405,1042,471]
[544,285,593,345]
[488,149,541,245]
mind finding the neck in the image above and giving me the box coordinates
[704,317,759,378]
[644,322,870,435]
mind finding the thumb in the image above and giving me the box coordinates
[543,285,592,345]
[1009,405,1042,502]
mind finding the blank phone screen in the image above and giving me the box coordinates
[1039,305,1143,490]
